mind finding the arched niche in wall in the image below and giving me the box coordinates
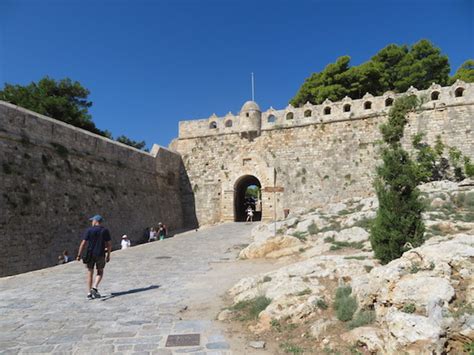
[225,120,233,127]
[304,109,312,117]
[323,107,331,115]
[209,121,217,129]
[267,115,276,123]
[286,112,294,120]
[455,87,465,97]
[431,91,440,101]
[343,104,351,112]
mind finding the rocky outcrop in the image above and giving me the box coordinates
[226,180,474,354]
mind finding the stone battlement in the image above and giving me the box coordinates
[178,80,473,139]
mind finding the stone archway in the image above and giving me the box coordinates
[234,175,262,222]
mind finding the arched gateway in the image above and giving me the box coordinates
[234,175,262,222]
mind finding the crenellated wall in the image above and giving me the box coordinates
[172,81,474,226]
[0,102,195,277]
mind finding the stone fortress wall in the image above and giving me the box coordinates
[172,81,474,226]
[0,102,195,277]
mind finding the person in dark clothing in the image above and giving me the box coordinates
[76,215,112,299]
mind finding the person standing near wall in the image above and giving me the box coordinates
[76,215,112,299]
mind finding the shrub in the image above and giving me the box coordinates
[231,296,272,321]
[370,96,425,264]
[316,298,328,310]
[334,286,357,321]
[296,288,311,296]
[347,310,376,329]
[402,303,416,313]
[292,231,307,241]
[307,222,319,235]
[279,342,304,354]
[263,275,272,282]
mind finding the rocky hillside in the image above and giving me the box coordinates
[221,180,474,354]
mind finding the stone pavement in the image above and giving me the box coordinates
[0,222,267,355]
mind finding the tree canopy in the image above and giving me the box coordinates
[451,59,474,83]
[290,40,466,107]
[0,77,147,150]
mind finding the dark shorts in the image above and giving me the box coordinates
[86,255,106,270]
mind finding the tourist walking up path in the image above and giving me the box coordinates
[0,222,283,354]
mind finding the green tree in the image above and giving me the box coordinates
[0,76,148,150]
[451,59,474,83]
[370,96,425,264]
[116,135,147,151]
[0,77,103,134]
[290,40,451,107]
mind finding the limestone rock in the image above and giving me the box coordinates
[391,276,455,307]
[385,308,444,354]
[248,341,265,349]
[239,235,304,259]
[341,327,384,353]
[309,319,337,340]
[334,227,369,243]
[217,309,233,321]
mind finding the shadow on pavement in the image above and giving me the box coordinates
[100,285,160,301]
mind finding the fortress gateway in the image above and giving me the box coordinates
[1,81,473,276]
[171,81,474,225]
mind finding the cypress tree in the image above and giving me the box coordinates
[370,95,425,264]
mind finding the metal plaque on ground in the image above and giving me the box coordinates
[165,334,200,347]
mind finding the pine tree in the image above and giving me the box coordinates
[370,96,425,264]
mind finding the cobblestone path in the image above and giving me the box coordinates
[0,222,269,355]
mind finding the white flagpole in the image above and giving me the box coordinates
[251,72,255,101]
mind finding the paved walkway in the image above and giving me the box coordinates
[0,223,273,355]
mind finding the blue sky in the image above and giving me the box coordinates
[0,0,472,148]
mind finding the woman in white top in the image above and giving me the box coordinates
[121,235,131,249]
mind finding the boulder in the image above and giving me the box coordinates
[391,276,455,308]
[334,227,369,244]
[310,319,337,340]
[239,236,304,259]
[385,308,444,354]
[341,327,384,353]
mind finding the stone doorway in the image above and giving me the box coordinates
[234,175,262,222]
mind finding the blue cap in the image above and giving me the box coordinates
[89,215,103,222]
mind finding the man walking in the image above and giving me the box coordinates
[76,215,112,299]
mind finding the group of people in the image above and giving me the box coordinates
[148,223,167,242]
[73,215,168,300]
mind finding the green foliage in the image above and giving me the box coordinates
[50,142,69,158]
[464,157,474,178]
[307,222,319,235]
[230,296,272,321]
[463,341,474,355]
[347,310,376,329]
[279,342,304,354]
[316,298,328,310]
[334,286,358,321]
[291,231,307,241]
[402,303,416,313]
[0,76,147,150]
[0,77,99,133]
[296,288,311,296]
[451,59,474,83]
[370,96,425,264]
[116,135,147,151]
[290,40,450,107]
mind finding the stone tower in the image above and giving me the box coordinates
[239,100,261,137]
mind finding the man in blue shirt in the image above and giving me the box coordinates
[76,215,112,299]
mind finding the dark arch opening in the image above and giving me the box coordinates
[234,175,262,222]
[304,109,312,117]
[209,121,217,129]
[225,120,233,127]
[324,107,331,115]
[364,101,372,110]
[455,87,464,97]
[286,112,294,120]
[385,98,394,107]
[431,91,440,101]
[343,104,351,112]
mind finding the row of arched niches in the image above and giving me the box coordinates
[204,81,470,131]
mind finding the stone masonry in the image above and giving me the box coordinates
[0,102,195,277]
[171,81,474,226]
